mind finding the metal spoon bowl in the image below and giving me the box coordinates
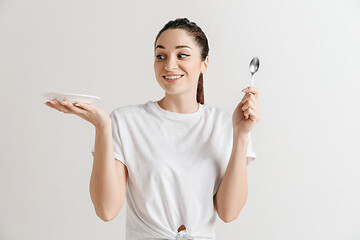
[249,57,260,87]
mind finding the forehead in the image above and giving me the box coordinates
[156,29,195,49]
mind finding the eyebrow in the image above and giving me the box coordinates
[155,45,192,50]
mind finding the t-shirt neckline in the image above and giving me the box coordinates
[151,100,204,120]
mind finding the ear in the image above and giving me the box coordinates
[200,56,209,74]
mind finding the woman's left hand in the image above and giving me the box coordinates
[232,86,261,138]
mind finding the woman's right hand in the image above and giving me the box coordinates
[44,99,111,128]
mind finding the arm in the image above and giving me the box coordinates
[89,123,127,221]
[214,133,249,223]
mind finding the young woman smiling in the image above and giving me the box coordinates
[44,18,261,240]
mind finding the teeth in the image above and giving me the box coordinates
[164,75,182,80]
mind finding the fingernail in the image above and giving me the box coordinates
[74,103,80,107]
[61,101,67,106]
[242,88,248,92]
[50,100,55,105]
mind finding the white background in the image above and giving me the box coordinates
[0,0,359,239]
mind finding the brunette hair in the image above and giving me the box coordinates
[154,18,209,104]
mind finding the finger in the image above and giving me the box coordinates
[241,100,258,112]
[44,101,55,108]
[242,93,260,109]
[244,108,250,119]
[46,99,61,110]
[250,109,260,122]
[240,94,249,104]
[241,101,250,112]
[245,86,259,94]
[53,99,72,113]
[243,87,260,99]
[46,99,69,113]
[244,104,257,115]
[248,93,261,112]
[245,108,258,121]
[248,93,258,106]
[241,91,255,104]
[62,100,88,115]
[73,101,93,111]
[249,111,257,121]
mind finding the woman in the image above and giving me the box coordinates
[44,18,261,240]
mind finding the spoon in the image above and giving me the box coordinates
[249,57,260,87]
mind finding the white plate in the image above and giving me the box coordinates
[42,92,101,104]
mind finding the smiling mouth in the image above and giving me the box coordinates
[162,74,184,81]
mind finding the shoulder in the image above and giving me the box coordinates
[110,102,147,117]
[203,103,232,121]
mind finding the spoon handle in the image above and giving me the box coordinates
[251,74,254,87]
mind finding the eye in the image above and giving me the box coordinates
[178,54,189,59]
[155,54,189,60]
[156,55,164,60]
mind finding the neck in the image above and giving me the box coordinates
[157,95,199,114]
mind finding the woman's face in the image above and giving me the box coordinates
[154,28,208,96]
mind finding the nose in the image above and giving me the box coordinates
[164,55,178,71]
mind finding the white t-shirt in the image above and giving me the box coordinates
[91,100,256,240]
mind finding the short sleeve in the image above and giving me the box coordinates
[91,110,127,166]
[246,132,257,166]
